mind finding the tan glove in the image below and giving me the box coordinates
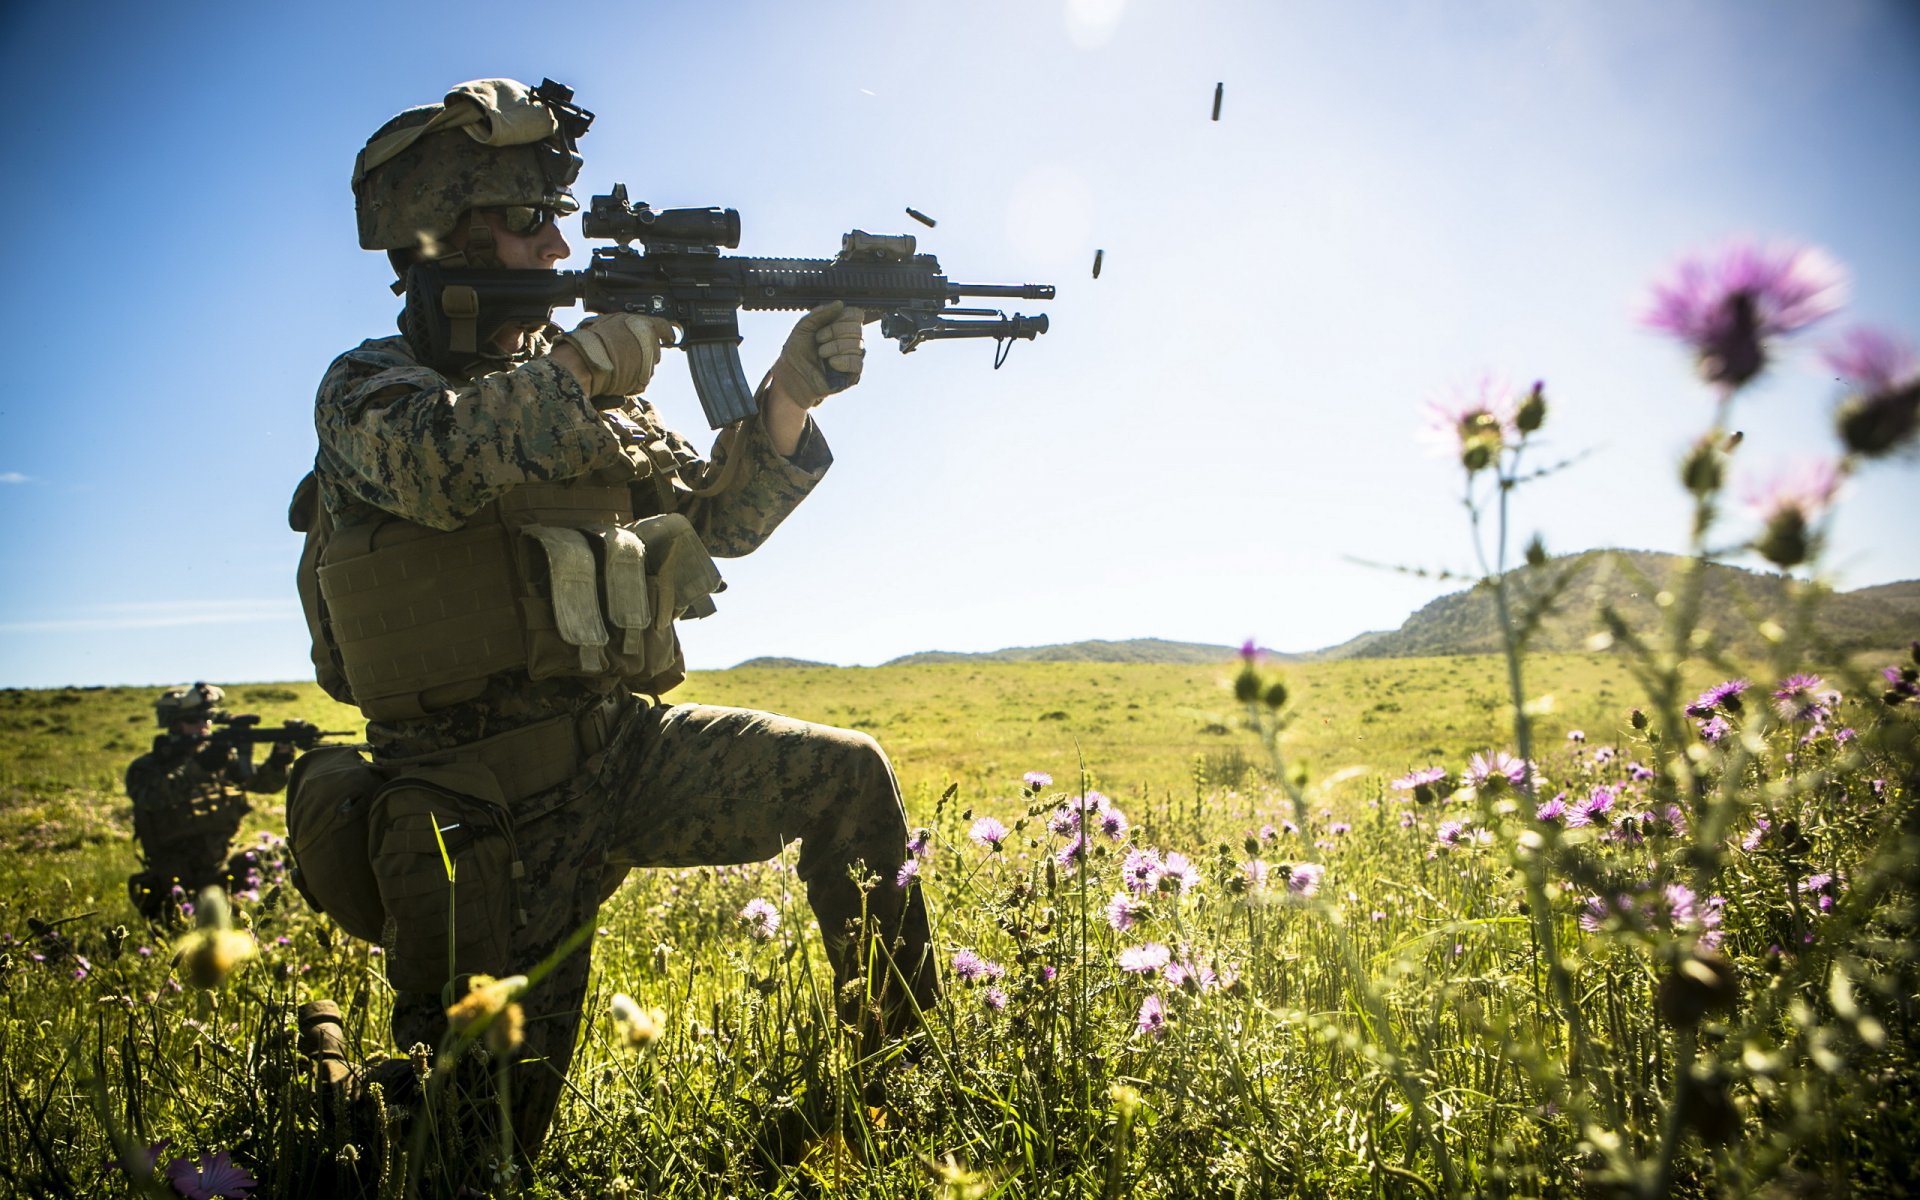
[768,301,865,408]
[553,313,675,399]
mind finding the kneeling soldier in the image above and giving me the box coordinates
[288,77,938,1169]
[126,682,292,919]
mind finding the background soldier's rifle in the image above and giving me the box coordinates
[206,715,351,752]
[402,184,1057,428]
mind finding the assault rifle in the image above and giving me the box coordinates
[206,715,352,752]
[402,184,1057,428]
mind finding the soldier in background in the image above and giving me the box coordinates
[125,683,293,919]
[289,77,937,1174]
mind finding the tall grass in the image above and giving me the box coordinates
[0,233,1916,1196]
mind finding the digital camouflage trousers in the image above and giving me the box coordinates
[386,701,938,1157]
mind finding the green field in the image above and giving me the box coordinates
[1,646,1914,1198]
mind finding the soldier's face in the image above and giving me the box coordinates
[476,208,571,270]
[173,718,211,738]
[471,209,570,352]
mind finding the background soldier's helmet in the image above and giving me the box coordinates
[353,78,592,258]
[155,682,225,728]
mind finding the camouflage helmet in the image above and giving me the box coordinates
[155,682,224,727]
[353,78,592,255]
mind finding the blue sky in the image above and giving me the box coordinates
[1,0,1916,688]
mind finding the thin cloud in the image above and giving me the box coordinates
[0,598,295,633]
[0,472,28,484]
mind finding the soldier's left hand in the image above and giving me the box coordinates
[769,301,865,408]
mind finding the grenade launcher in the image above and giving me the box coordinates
[403,184,1057,428]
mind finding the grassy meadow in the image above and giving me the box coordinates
[0,643,1914,1197]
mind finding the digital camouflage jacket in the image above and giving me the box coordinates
[126,739,289,876]
[310,329,830,758]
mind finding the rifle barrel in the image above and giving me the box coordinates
[949,283,1056,300]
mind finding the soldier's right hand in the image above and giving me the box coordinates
[194,742,232,772]
[552,313,677,400]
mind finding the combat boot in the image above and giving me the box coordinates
[297,1000,357,1090]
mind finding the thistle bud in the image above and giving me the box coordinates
[1679,1063,1740,1146]
[1754,507,1811,569]
[1233,664,1261,704]
[1524,535,1548,570]
[1835,383,1920,458]
[1630,709,1648,730]
[1515,381,1547,434]
[1263,680,1289,711]
[1657,947,1740,1027]
[1680,436,1725,496]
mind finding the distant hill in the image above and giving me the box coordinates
[883,638,1271,667]
[1318,550,1920,661]
[732,656,836,669]
[724,552,1917,670]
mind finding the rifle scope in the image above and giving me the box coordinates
[583,187,740,249]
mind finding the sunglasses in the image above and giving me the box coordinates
[496,205,559,236]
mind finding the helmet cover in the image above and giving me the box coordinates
[354,79,585,253]
[155,682,225,727]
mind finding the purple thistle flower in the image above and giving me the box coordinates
[1465,750,1529,791]
[1687,679,1750,718]
[968,817,1009,851]
[1136,993,1168,1040]
[894,859,921,888]
[1642,238,1847,388]
[1612,815,1647,847]
[1825,326,1920,456]
[907,828,932,859]
[1118,942,1171,975]
[1424,373,1523,472]
[1258,822,1279,841]
[1328,821,1351,836]
[1055,835,1086,869]
[1592,746,1617,768]
[1122,848,1164,894]
[1578,894,1619,933]
[1825,326,1920,397]
[166,1150,259,1200]
[1536,794,1568,823]
[1801,873,1843,913]
[1435,820,1468,849]
[1699,715,1731,744]
[1023,771,1052,792]
[1095,806,1130,841]
[1391,766,1446,792]
[983,986,1008,1011]
[1744,460,1843,568]
[1568,785,1616,830]
[1159,852,1201,895]
[1741,817,1772,852]
[1164,959,1218,994]
[1107,891,1147,933]
[1773,673,1830,721]
[738,898,780,941]
[1046,805,1081,837]
[1566,729,1585,743]
[1285,862,1325,898]
[952,950,1005,984]
[1241,859,1271,892]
